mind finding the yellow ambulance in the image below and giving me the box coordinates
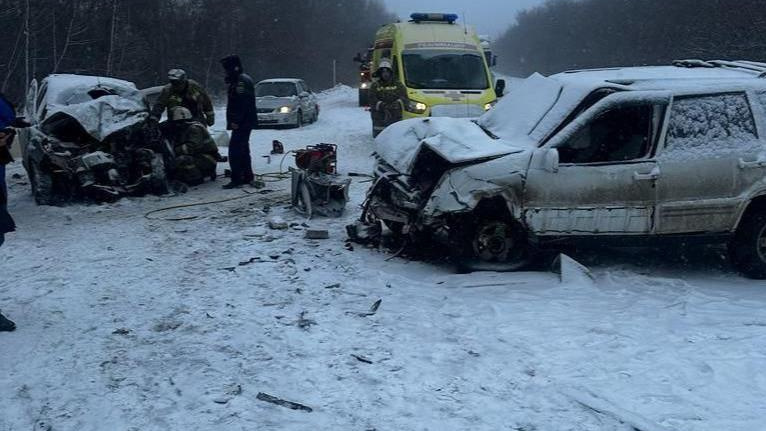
[372,13,504,120]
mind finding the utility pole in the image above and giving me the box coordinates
[106,0,118,76]
[24,0,30,85]
[332,59,337,87]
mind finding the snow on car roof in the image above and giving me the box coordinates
[257,78,302,84]
[41,74,141,109]
[551,65,766,91]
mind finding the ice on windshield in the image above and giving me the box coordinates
[256,82,298,98]
[402,50,489,90]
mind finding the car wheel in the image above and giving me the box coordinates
[28,161,56,206]
[456,215,531,272]
[730,211,766,279]
[294,111,303,129]
[312,106,319,123]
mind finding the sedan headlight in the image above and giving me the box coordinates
[279,106,292,114]
[360,82,371,89]
[406,100,428,114]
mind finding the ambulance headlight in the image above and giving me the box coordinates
[279,106,292,114]
[406,100,428,114]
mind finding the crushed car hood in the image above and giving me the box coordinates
[41,94,148,142]
[375,116,533,174]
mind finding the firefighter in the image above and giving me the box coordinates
[370,59,407,137]
[149,69,215,127]
[164,107,223,186]
[220,55,257,189]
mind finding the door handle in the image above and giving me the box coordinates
[633,167,661,182]
[738,158,766,169]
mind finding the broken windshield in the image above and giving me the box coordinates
[402,50,489,90]
[256,82,298,98]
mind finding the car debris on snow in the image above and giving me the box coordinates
[305,228,330,239]
[256,392,313,412]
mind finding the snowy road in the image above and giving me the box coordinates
[2,87,766,431]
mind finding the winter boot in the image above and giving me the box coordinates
[0,312,16,332]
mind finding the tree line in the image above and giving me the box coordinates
[0,0,394,104]
[496,0,766,77]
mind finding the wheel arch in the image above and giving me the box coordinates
[735,194,766,231]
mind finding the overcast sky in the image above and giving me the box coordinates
[381,0,545,37]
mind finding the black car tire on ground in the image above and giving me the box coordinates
[454,213,531,273]
[730,211,766,279]
[28,161,55,206]
[294,111,303,129]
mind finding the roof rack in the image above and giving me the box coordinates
[672,59,766,77]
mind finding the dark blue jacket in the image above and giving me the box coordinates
[0,93,16,237]
[226,73,258,130]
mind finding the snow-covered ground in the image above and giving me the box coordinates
[2,86,766,431]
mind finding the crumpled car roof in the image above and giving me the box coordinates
[40,74,148,142]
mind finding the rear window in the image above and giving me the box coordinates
[661,93,760,160]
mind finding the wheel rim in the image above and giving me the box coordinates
[473,221,515,262]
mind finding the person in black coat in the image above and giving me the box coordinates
[220,55,257,189]
[0,93,17,332]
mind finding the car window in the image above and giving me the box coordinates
[255,82,299,97]
[662,93,760,160]
[557,104,658,164]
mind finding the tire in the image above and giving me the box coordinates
[28,161,55,206]
[312,106,319,123]
[454,215,531,272]
[730,211,766,279]
[294,111,303,129]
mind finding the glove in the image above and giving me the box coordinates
[205,112,215,127]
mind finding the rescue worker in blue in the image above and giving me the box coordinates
[0,93,18,332]
[220,55,257,189]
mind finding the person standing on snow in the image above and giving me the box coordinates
[370,58,407,137]
[0,93,18,332]
[149,69,216,127]
[220,55,257,189]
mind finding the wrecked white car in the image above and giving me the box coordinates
[18,74,170,204]
[359,60,766,278]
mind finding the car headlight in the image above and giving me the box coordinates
[360,82,370,89]
[279,106,292,114]
[484,101,497,111]
[406,100,428,114]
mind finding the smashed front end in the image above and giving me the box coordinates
[26,79,169,204]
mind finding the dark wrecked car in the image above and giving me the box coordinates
[18,74,169,205]
[358,60,766,279]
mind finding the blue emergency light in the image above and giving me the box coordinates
[410,13,459,24]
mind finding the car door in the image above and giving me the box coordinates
[524,93,669,236]
[655,92,765,234]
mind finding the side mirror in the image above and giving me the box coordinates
[544,148,559,173]
[495,79,506,97]
[492,55,498,67]
[299,91,310,99]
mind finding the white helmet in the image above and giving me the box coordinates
[377,59,393,72]
[169,106,193,121]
